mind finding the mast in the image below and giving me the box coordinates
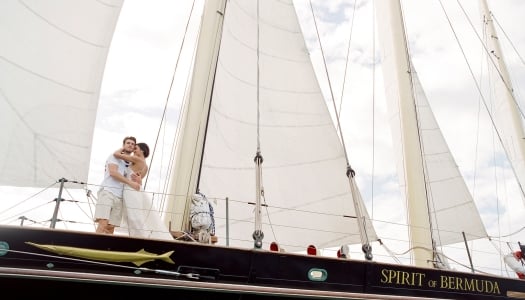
[165,0,227,231]
[479,0,525,203]
[375,0,433,268]
[252,0,264,249]
[376,0,489,268]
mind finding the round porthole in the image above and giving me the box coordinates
[0,242,8,256]
[308,268,327,281]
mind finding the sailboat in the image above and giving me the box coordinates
[1,0,525,298]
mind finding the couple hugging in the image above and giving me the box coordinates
[94,136,172,240]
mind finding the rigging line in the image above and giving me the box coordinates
[254,0,263,236]
[377,241,403,264]
[145,0,198,190]
[307,0,350,167]
[492,12,525,66]
[490,226,525,239]
[158,28,200,211]
[60,186,94,227]
[85,188,97,230]
[256,0,261,154]
[259,178,278,243]
[470,32,485,202]
[254,130,280,244]
[502,241,516,278]
[398,0,437,247]
[490,9,525,128]
[0,199,56,225]
[0,181,57,222]
[456,0,525,121]
[337,0,358,119]
[453,0,525,199]
[371,0,376,219]
[306,1,373,250]
[307,2,375,252]
[434,249,496,275]
[488,94,504,249]
[349,177,371,247]
[384,244,491,274]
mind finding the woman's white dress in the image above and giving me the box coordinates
[120,169,173,240]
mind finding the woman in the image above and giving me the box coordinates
[114,143,172,240]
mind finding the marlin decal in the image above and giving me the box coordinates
[26,242,175,266]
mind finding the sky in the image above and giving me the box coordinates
[2,0,525,276]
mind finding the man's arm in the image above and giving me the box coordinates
[108,163,140,191]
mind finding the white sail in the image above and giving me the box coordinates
[480,0,525,205]
[0,0,123,187]
[166,0,377,253]
[375,1,488,267]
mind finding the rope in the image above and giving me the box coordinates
[492,12,525,66]
[308,0,351,166]
[145,0,198,191]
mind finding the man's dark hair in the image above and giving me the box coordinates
[137,142,150,158]
[123,136,136,145]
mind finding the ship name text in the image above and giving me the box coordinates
[379,269,501,295]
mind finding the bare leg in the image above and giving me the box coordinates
[96,219,115,234]
[95,219,107,233]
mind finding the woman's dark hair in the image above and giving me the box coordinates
[137,142,150,158]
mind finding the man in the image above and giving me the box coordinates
[94,136,140,234]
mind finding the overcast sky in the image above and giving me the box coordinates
[2,0,525,275]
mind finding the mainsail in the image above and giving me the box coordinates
[0,0,123,187]
[166,0,377,253]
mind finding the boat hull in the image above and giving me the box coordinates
[0,225,523,299]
